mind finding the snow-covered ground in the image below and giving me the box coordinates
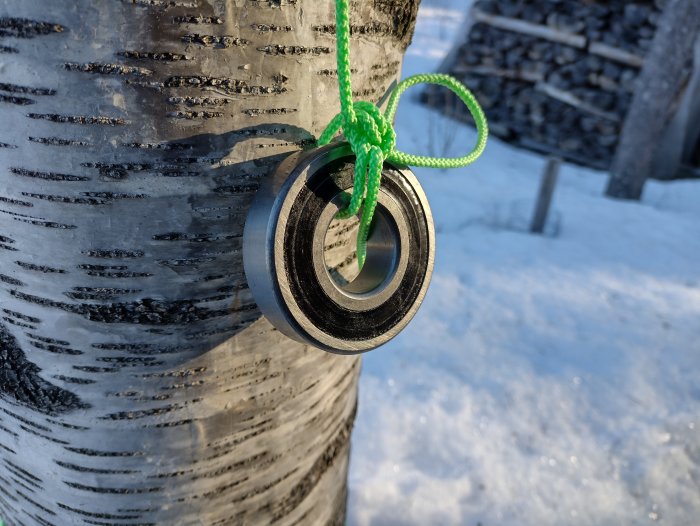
[347,1,700,525]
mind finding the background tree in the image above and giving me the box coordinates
[606,0,700,199]
[0,0,419,524]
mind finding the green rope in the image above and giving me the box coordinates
[318,0,489,269]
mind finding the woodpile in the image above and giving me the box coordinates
[424,0,667,169]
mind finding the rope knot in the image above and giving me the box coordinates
[343,101,396,159]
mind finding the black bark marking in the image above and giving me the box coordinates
[317,68,358,77]
[1,317,34,328]
[139,366,207,379]
[168,110,224,120]
[174,15,223,24]
[2,309,40,324]
[0,18,64,39]
[0,321,89,415]
[44,419,89,431]
[352,87,379,98]
[121,0,198,7]
[72,365,118,373]
[10,167,90,182]
[3,459,43,489]
[167,96,232,107]
[4,459,42,485]
[20,423,70,444]
[16,492,56,516]
[0,423,19,437]
[64,287,141,300]
[235,126,290,137]
[63,62,152,76]
[370,61,400,78]
[91,342,188,356]
[51,375,95,385]
[118,50,191,61]
[28,136,90,147]
[181,34,249,48]
[100,399,195,420]
[164,76,286,95]
[1,209,39,219]
[212,183,260,195]
[54,462,135,475]
[0,196,33,207]
[197,475,249,500]
[0,45,19,53]
[9,290,231,325]
[156,256,218,266]
[251,24,292,33]
[204,469,290,505]
[0,94,35,105]
[256,138,314,149]
[0,83,56,96]
[249,0,298,7]
[82,249,144,258]
[96,357,165,369]
[20,193,109,205]
[152,232,240,242]
[27,340,84,356]
[9,476,37,494]
[77,264,127,271]
[85,191,148,200]
[242,107,297,116]
[81,162,153,179]
[12,217,77,229]
[62,446,144,457]
[122,141,194,150]
[0,274,25,286]
[27,335,70,346]
[82,270,154,278]
[257,45,331,56]
[15,261,67,273]
[158,451,271,481]
[63,481,162,494]
[57,503,139,520]
[26,113,127,125]
[149,418,193,428]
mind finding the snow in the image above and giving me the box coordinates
[347,1,700,525]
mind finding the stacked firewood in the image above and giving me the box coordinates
[424,0,665,169]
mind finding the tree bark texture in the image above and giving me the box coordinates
[0,1,419,524]
[605,0,700,199]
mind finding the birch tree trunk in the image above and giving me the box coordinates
[605,0,700,199]
[0,1,419,524]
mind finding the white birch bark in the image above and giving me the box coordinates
[0,0,419,523]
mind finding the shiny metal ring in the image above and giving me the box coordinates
[243,142,435,354]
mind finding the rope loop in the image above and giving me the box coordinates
[317,0,488,269]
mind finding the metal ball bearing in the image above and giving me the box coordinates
[243,142,435,354]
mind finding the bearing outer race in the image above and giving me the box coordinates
[243,142,435,354]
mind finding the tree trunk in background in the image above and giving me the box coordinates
[605,0,700,200]
[0,1,418,524]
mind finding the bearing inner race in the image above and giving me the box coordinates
[313,189,410,312]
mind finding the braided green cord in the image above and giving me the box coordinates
[318,0,489,269]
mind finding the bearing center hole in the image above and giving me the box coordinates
[323,204,399,295]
